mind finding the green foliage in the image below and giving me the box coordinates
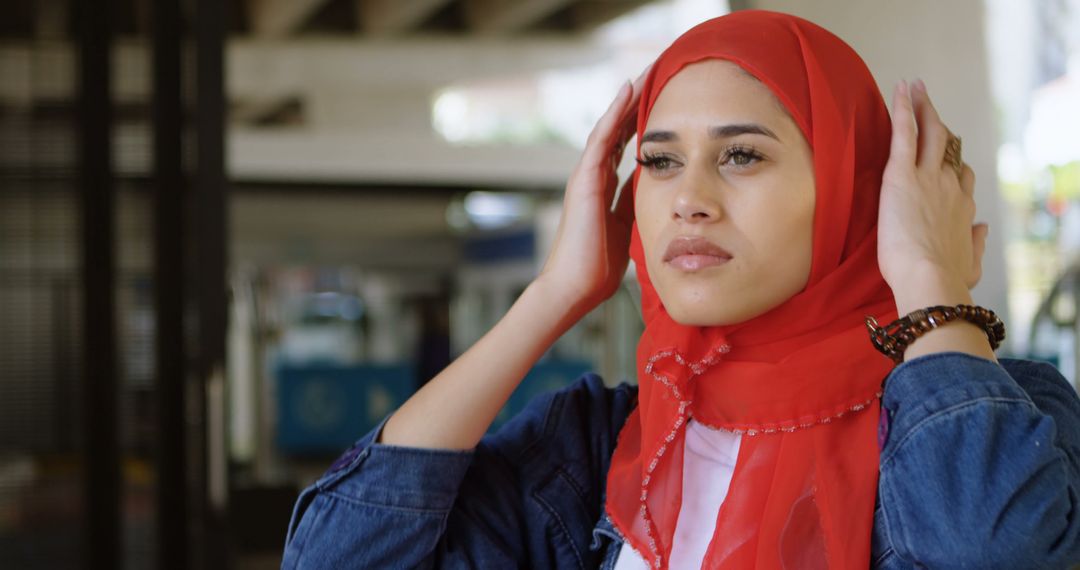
[1050,161,1080,200]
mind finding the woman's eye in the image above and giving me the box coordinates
[636,154,677,171]
[731,152,754,166]
[722,147,763,168]
[637,148,761,173]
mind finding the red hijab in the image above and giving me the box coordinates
[606,11,898,569]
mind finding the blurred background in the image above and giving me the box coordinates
[1,0,1079,568]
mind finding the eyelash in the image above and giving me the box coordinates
[635,145,765,172]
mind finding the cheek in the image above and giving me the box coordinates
[633,188,665,254]
[791,189,816,270]
[746,194,815,280]
[724,170,809,241]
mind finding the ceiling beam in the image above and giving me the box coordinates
[359,0,454,35]
[248,0,332,37]
[227,36,602,93]
[229,129,582,186]
[464,0,575,33]
[0,37,603,103]
[568,0,653,30]
[34,0,70,39]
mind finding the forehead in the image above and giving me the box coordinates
[645,60,791,130]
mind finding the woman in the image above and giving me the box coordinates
[282,11,1080,569]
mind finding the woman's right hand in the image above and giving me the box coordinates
[380,71,648,450]
[536,72,647,316]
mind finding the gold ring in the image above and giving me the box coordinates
[943,134,963,178]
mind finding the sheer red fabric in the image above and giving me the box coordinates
[606,11,899,569]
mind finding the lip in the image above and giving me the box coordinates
[663,236,733,271]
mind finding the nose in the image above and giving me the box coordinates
[672,179,722,223]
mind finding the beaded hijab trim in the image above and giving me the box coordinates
[635,344,881,568]
[702,392,883,436]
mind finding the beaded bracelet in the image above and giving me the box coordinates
[865,304,1006,363]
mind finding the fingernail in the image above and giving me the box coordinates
[913,78,927,93]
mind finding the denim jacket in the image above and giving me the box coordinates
[282,354,1080,569]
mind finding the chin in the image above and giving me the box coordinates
[656,279,727,325]
[665,302,741,327]
[658,275,803,327]
[660,282,770,326]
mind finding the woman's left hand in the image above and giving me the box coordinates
[876,80,997,362]
[877,79,988,312]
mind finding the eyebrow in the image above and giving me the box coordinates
[640,123,780,143]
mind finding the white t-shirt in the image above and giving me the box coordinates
[613,419,742,569]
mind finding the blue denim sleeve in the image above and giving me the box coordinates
[281,373,636,569]
[878,353,1080,569]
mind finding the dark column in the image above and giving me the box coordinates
[77,0,120,566]
[153,0,188,566]
[195,0,230,565]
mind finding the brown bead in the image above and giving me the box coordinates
[866,304,1006,363]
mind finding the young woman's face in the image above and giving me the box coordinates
[635,60,816,326]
